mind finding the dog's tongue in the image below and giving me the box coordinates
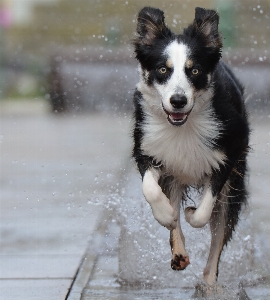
[170,112,186,120]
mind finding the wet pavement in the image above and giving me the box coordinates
[0,99,270,299]
[79,112,270,299]
[0,99,131,299]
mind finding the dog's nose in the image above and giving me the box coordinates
[170,94,187,109]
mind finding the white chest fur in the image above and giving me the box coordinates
[141,100,226,185]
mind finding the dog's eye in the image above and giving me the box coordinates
[158,67,167,74]
[192,68,200,75]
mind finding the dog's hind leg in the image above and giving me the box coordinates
[204,155,248,285]
[203,184,229,286]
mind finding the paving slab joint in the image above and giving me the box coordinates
[65,209,112,300]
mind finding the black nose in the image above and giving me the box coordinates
[170,94,187,109]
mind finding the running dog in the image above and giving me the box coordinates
[132,6,250,286]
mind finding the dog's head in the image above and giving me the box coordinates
[133,7,222,126]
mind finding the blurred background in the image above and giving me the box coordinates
[0,1,270,299]
[0,0,269,112]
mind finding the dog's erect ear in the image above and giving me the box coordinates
[135,7,171,46]
[193,7,222,48]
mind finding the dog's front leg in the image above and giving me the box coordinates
[169,186,190,270]
[142,168,177,230]
[184,178,216,228]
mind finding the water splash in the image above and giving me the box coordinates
[89,167,269,296]
[109,173,251,286]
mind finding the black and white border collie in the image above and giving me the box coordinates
[132,7,250,287]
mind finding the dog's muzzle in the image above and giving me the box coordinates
[163,94,193,126]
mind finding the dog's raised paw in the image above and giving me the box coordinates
[171,254,190,271]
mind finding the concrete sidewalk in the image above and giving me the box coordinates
[0,100,132,299]
[69,114,270,300]
[1,100,270,299]
[76,115,270,299]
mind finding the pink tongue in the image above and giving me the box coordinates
[170,113,186,120]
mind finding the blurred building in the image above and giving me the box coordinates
[1,0,269,108]
[4,0,269,57]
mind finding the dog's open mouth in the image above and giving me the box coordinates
[167,112,189,126]
[162,106,192,126]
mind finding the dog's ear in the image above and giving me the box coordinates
[193,7,222,49]
[134,7,171,46]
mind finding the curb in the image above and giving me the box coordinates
[66,209,111,300]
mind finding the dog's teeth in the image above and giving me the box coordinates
[169,114,187,122]
[167,113,188,126]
